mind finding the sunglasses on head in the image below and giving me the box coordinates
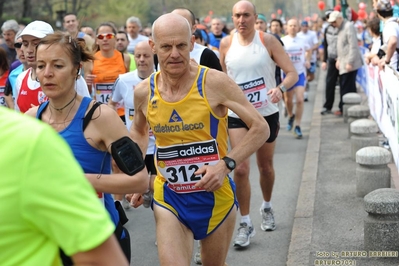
[14,42,22,49]
[97,33,115,40]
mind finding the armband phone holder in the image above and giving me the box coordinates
[111,136,145,176]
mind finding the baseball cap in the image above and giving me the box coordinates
[325,9,334,19]
[17,20,54,39]
[376,0,392,11]
[193,29,203,40]
[301,21,309,26]
[327,11,343,22]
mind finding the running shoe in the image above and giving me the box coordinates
[122,197,131,210]
[233,223,255,248]
[142,190,153,208]
[194,241,202,265]
[287,114,295,131]
[320,108,333,115]
[260,207,276,231]
[382,140,390,150]
[294,126,303,139]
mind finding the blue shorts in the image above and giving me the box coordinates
[153,175,237,240]
[308,62,316,74]
[284,73,306,91]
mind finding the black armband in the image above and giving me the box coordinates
[377,49,386,59]
[111,136,145,176]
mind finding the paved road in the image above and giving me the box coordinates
[286,68,399,266]
[124,73,318,266]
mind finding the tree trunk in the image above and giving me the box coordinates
[0,0,6,21]
[22,0,32,18]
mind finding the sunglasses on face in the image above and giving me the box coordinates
[14,42,22,49]
[96,33,115,40]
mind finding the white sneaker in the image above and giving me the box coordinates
[233,223,255,248]
[142,191,153,208]
[304,91,309,102]
[194,241,202,265]
[260,207,276,231]
[122,197,131,210]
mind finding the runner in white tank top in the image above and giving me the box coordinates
[219,0,298,249]
[108,41,156,210]
[225,30,278,117]
[281,19,311,139]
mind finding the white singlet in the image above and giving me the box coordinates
[225,31,278,117]
[14,68,90,112]
[281,35,310,76]
[111,70,155,155]
[297,30,318,63]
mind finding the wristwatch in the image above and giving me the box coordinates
[222,156,236,171]
[279,84,287,93]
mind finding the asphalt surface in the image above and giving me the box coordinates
[124,67,399,265]
[287,68,399,266]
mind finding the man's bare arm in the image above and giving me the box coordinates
[206,69,269,165]
[85,104,148,194]
[265,34,298,88]
[219,35,231,73]
[130,80,150,157]
[71,234,129,266]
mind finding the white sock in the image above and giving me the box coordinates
[262,201,272,210]
[240,215,252,226]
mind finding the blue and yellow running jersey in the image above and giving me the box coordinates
[147,66,236,239]
[147,66,229,189]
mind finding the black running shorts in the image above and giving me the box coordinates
[228,112,280,143]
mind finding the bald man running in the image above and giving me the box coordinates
[130,13,269,265]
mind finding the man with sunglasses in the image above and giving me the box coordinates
[14,21,90,113]
[4,33,27,109]
[1,19,20,67]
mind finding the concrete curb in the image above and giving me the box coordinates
[286,70,324,266]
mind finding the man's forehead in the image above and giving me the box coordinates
[233,2,255,14]
[233,11,253,16]
[2,30,15,34]
[116,34,127,40]
[135,47,152,54]
[64,16,77,22]
[157,38,189,45]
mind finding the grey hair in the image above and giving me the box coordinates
[1,20,20,33]
[126,16,142,30]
